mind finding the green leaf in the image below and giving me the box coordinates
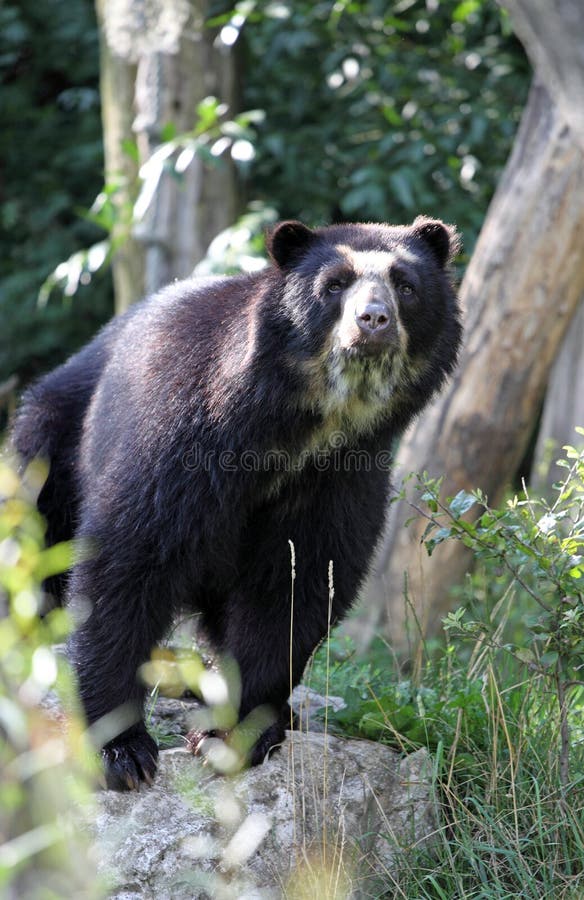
[389,171,415,209]
[449,490,476,518]
[381,104,402,127]
[160,122,177,142]
[453,0,481,21]
[121,139,139,163]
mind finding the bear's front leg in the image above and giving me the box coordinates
[247,703,294,766]
[68,551,176,790]
[194,583,324,768]
[198,467,386,768]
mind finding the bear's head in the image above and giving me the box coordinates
[265,218,462,431]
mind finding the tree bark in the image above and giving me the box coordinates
[499,0,584,486]
[132,5,239,295]
[532,300,584,487]
[499,0,584,152]
[357,82,584,650]
[96,0,145,313]
[96,0,239,311]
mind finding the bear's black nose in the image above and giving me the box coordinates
[355,299,392,334]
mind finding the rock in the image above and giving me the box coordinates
[93,732,435,899]
[40,653,436,895]
[131,685,346,747]
[289,685,346,732]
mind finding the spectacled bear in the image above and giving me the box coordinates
[11,218,462,790]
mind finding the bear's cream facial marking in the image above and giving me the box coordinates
[300,245,424,436]
[331,247,421,329]
[330,277,405,356]
[334,244,421,277]
[329,245,415,356]
[293,243,428,440]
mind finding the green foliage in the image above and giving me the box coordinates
[194,202,278,275]
[308,627,584,894]
[421,433,584,721]
[1,0,529,401]
[306,435,584,896]
[215,0,530,254]
[0,0,113,391]
[35,99,268,304]
[0,459,101,896]
[310,635,489,757]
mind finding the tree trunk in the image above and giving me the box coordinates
[132,6,239,295]
[499,0,584,488]
[357,82,584,651]
[500,0,584,152]
[96,0,239,311]
[96,0,145,313]
[532,299,584,487]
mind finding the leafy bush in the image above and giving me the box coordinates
[420,432,584,783]
[0,0,113,392]
[0,459,100,896]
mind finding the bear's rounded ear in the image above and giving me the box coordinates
[411,216,461,267]
[267,221,316,269]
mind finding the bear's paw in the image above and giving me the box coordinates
[102,726,159,791]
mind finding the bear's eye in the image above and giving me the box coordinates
[326,280,345,295]
[398,282,416,298]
